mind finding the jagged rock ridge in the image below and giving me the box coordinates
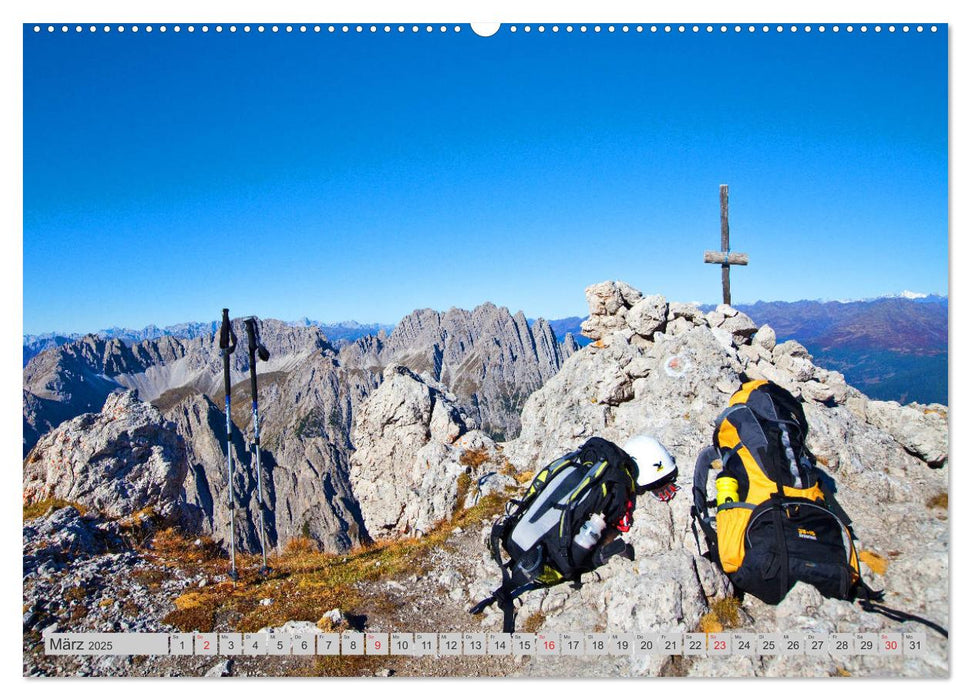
[349,364,512,539]
[23,302,568,554]
[22,320,330,455]
[340,302,573,441]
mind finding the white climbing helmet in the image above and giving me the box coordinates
[624,434,678,498]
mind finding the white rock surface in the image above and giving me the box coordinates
[22,391,190,524]
[350,364,502,538]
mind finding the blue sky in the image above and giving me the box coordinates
[23,24,947,333]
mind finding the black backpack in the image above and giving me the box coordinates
[470,437,637,632]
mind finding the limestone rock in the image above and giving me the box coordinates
[864,400,949,466]
[627,295,669,339]
[718,310,758,344]
[666,317,694,336]
[705,310,726,328]
[23,507,124,572]
[668,302,705,324]
[22,391,190,525]
[773,339,812,362]
[581,281,643,343]
[205,659,234,677]
[753,324,777,352]
[350,365,500,538]
[802,381,836,404]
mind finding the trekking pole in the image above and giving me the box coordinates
[243,316,272,576]
[219,309,239,582]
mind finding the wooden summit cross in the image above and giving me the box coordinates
[703,184,749,306]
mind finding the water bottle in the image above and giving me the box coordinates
[715,472,740,506]
[573,512,607,550]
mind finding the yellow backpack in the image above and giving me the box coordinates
[691,380,862,604]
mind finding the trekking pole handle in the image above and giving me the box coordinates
[243,316,270,362]
[220,309,237,353]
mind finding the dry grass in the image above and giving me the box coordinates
[294,655,379,678]
[697,596,742,633]
[859,551,888,576]
[69,604,89,623]
[453,472,472,516]
[23,498,88,521]
[131,567,169,590]
[926,492,948,510]
[521,611,546,633]
[459,447,491,469]
[284,537,319,555]
[499,459,517,477]
[698,613,723,634]
[64,585,87,603]
[119,506,157,528]
[156,491,511,639]
[150,528,225,569]
[515,470,535,485]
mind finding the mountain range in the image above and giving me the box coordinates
[22,281,948,678]
[22,303,575,553]
[23,320,394,366]
[25,295,946,407]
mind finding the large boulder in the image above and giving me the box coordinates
[864,400,948,467]
[23,391,191,525]
[349,364,502,538]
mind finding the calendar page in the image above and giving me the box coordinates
[20,1,950,681]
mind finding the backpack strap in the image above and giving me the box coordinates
[470,516,530,632]
[690,446,721,557]
[855,582,948,638]
[591,536,635,568]
[470,580,543,633]
[769,497,790,601]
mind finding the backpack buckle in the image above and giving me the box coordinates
[513,546,544,582]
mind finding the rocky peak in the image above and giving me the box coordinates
[338,301,572,441]
[495,280,948,675]
[22,320,333,456]
[349,364,507,539]
[23,389,191,526]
